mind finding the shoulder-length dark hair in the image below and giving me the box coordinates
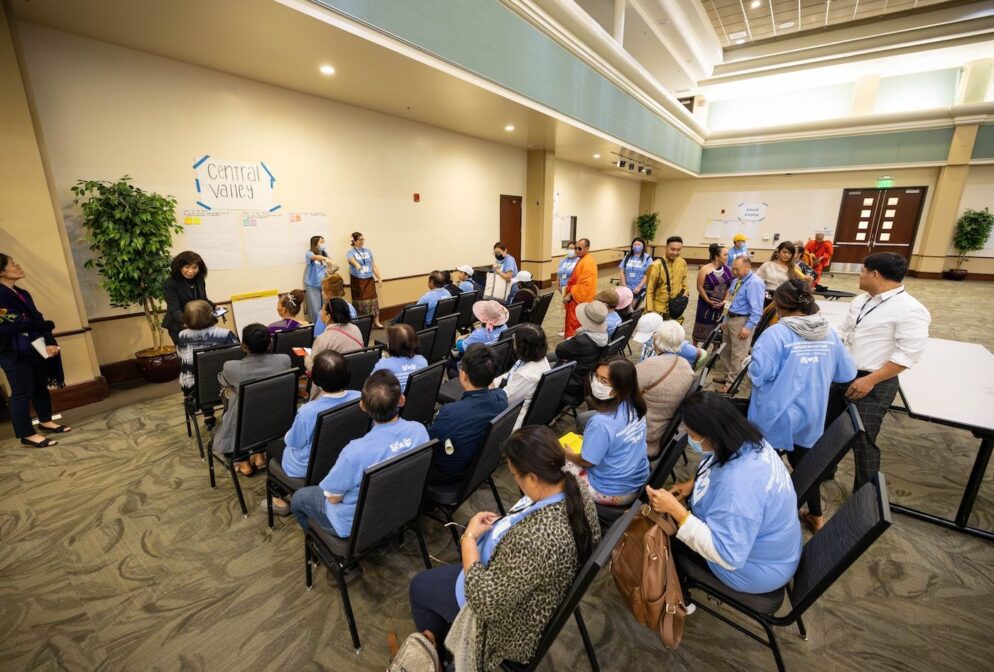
[623,237,648,265]
[586,356,647,420]
[513,323,547,363]
[170,251,207,280]
[679,391,764,466]
[309,235,323,255]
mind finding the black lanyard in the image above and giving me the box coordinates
[855,288,904,326]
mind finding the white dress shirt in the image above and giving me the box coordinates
[837,285,931,372]
[496,357,552,430]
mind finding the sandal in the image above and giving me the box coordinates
[38,423,72,433]
[21,436,57,448]
[235,462,255,477]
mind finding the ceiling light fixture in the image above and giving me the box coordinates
[319,64,335,75]
[750,0,761,8]
[779,21,794,28]
[735,39,745,45]
[593,153,601,159]
[504,124,515,131]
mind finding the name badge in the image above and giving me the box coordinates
[361,265,370,274]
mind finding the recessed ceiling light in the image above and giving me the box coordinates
[319,64,335,76]
[593,153,601,159]
[735,38,745,45]
[750,0,761,8]
[779,21,795,28]
[729,30,747,39]
[504,124,515,132]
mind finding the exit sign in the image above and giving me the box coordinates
[876,176,894,188]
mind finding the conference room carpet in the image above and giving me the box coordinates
[2,270,993,671]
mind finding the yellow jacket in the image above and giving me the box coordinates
[645,257,688,317]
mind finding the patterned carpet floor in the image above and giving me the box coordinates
[2,269,993,671]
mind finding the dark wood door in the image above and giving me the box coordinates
[499,195,522,263]
[833,187,926,265]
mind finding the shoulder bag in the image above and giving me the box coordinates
[386,631,440,672]
[640,356,679,396]
[661,261,689,320]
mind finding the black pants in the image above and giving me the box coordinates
[409,562,462,656]
[786,446,822,516]
[168,329,181,347]
[0,354,53,438]
[826,373,900,491]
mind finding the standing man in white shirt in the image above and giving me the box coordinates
[833,252,931,490]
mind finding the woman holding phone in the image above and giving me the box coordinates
[162,251,215,346]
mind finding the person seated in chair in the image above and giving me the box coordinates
[291,371,429,580]
[453,264,478,293]
[428,344,508,485]
[595,288,622,338]
[177,299,238,393]
[416,270,453,326]
[455,301,508,354]
[632,312,702,367]
[265,350,359,516]
[441,269,463,297]
[212,324,292,475]
[636,321,695,458]
[564,357,649,506]
[307,298,364,399]
[314,274,356,337]
[554,300,609,405]
[409,426,600,667]
[372,323,428,390]
[614,286,635,322]
[646,392,802,595]
[495,324,551,430]
[507,270,538,318]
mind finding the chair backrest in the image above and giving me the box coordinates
[453,401,524,505]
[703,342,725,377]
[233,369,298,458]
[612,318,636,347]
[603,335,627,358]
[343,346,384,391]
[525,292,553,327]
[700,324,722,351]
[400,361,446,425]
[455,291,477,330]
[522,500,642,670]
[520,361,576,427]
[193,344,244,410]
[272,325,315,374]
[432,296,458,323]
[399,303,429,330]
[496,324,520,344]
[491,339,513,376]
[725,363,750,397]
[629,308,644,325]
[506,302,525,328]
[305,398,372,485]
[416,327,437,363]
[428,314,460,364]
[792,404,864,508]
[788,473,892,618]
[347,440,437,559]
[353,314,373,347]
[649,433,687,489]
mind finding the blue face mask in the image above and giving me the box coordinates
[632,244,644,254]
[687,435,705,454]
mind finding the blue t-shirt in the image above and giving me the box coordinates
[456,324,507,353]
[640,343,701,368]
[312,302,356,338]
[281,391,362,478]
[748,322,856,450]
[558,256,579,288]
[690,441,801,594]
[606,311,622,338]
[618,253,652,291]
[372,354,428,391]
[347,247,374,279]
[417,287,452,326]
[304,248,329,288]
[497,255,518,276]
[582,402,649,496]
[458,280,476,293]
[728,244,749,267]
[320,418,430,537]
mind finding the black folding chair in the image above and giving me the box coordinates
[438,340,513,404]
[187,345,244,460]
[352,315,373,347]
[681,474,892,672]
[519,361,576,427]
[428,313,459,364]
[272,325,315,375]
[496,324,520,345]
[431,295,458,325]
[304,440,437,652]
[603,335,627,358]
[208,369,297,516]
[791,404,864,508]
[502,500,642,671]
[611,318,636,348]
[416,327,437,363]
[265,398,370,527]
[505,301,525,328]
[700,323,722,351]
[343,346,383,391]
[424,401,523,545]
[400,362,446,426]
[525,291,553,327]
[398,303,429,330]
[455,291,478,332]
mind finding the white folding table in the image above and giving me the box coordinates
[816,299,850,331]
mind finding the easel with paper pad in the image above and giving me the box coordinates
[230,289,280,334]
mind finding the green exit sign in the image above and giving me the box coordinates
[876,177,894,188]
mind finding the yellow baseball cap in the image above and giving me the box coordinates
[733,233,747,242]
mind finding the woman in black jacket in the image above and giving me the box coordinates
[0,253,70,447]
[162,251,214,346]
[555,300,609,405]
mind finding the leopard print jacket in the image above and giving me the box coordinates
[464,484,601,670]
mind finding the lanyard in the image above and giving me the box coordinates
[722,273,750,317]
[855,288,904,326]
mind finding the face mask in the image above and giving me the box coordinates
[632,244,644,254]
[590,376,614,401]
[687,435,706,454]
[495,253,504,261]
[567,249,576,258]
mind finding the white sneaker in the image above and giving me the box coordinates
[557,331,565,337]
[685,603,697,615]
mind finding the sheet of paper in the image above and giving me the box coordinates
[704,220,723,239]
[231,289,280,334]
[30,337,50,359]
[180,209,245,270]
[243,211,306,267]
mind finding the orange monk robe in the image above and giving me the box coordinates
[564,253,598,337]
[803,239,834,284]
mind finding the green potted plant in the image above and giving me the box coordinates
[635,211,659,242]
[945,207,993,281]
[72,176,183,382]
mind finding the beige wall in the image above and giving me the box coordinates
[553,160,641,256]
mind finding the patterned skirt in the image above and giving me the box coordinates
[350,276,379,316]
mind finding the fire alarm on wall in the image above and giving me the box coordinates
[413,193,420,203]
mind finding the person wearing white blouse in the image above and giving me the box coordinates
[496,324,551,430]
[832,252,930,490]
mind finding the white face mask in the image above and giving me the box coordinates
[566,249,576,258]
[590,376,614,401]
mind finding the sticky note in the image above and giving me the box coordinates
[184,217,201,225]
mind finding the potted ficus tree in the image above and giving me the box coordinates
[72,176,183,382]
[635,211,659,242]
[945,207,994,281]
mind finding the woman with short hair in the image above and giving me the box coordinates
[498,323,551,430]
[372,323,428,390]
[177,299,238,392]
[636,321,695,457]
[307,298,364,399]
[314,274,356,337]
[162,251,214,346]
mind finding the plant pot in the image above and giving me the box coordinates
[135,346,180,383]
[942,269,968,281]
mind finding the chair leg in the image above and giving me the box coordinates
[412,520,432,570]
[762,621,787,672]
[266,485,275,529]
[487,477,506,516]
[227,460,248,517]
[207,446,216,489]
[336,563,362,653]
[795,615,808,641]
[184,404,192,438]
[192,415,206,461]
[574,607,600,672]
[444,509,462,548]
[305,539,314,590]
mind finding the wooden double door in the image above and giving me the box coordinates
[833,187,927,266]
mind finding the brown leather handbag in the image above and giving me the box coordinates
[611,504,688,649]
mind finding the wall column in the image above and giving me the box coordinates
[522,150,556,287]
[0,3,106,409]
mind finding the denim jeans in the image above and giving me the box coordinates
[290,485,334,532]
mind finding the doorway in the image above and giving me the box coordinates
[833,187,927,272]
[499,195,522,263]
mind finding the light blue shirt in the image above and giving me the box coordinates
[496,254,518,276]
[558,256,579,288]
[582,402,649,496]
[372,354,428,391]
[606,311,622,338]
[690,441,801,593]
[281,391,362,478]
[727,272,765,330]
[417,287,452,326]
[456,324,506,353]
[347,247,374,279]
[640,342,701,367]
[619,253,653,291]
[455,492,566,607]
[313,302,356,337]
[304,248,329,288]
[748,321,857,450]
[458,280,476,293]
[728,244,750,266]
[320,419,430,537]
